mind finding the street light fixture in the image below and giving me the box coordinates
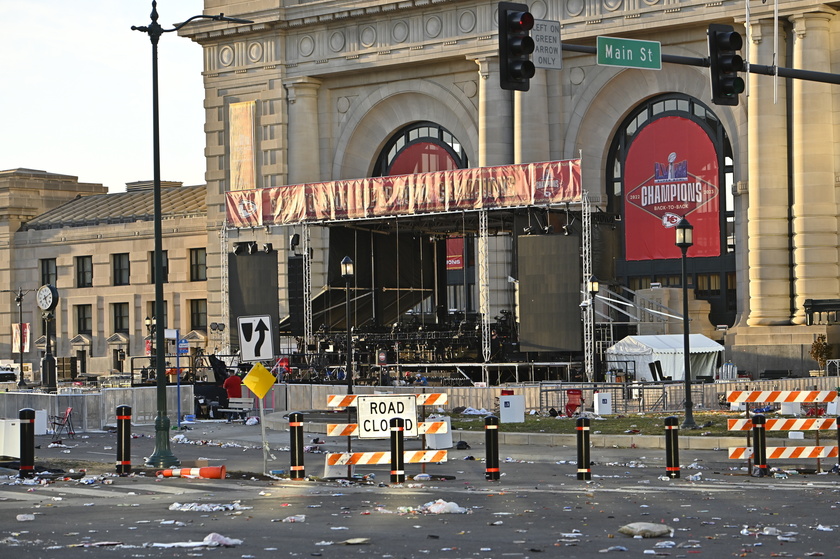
[587,276,599,300]
[133,2,252,468]
[341,256,355,394]
[675,216,698,429]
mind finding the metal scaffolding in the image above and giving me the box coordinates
[581,190,595,381]
[478,209,491,364]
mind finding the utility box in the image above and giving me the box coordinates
[425,415,453,449]
[34,410,47,436]
[499,395,525,423]
[780,402,801,415]
[0,419,21,458]
[594,392,613,415]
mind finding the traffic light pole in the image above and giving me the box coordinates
[561,43,840,86]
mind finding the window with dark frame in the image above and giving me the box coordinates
[113,253,130,286]
[150,250,169,284]
[113,302,129,333]
[76,304,92,335]
[76,256,93,288]
[190,248,207,281]
[190,299,207,331]
[40,258,57,286]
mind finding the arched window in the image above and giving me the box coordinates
[374,121,468,176]
[607,94,736,326]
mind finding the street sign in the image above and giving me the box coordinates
[532,19,561,70]
[356,394,418,439]
[237,315,274,362]
[243,362,276,399]
[597,36,661,70]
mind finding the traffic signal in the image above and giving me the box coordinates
[708,23,745,106]
[499,2,535,91]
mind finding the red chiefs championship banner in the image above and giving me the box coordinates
[226,159,581,227]
[624,116,721,261]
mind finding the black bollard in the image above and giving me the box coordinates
[752,414,768,477]
[289,412,305,480]
[664,416,680,479]
[484,415,500,481]
[576,416,591,480]
[390,417,406,484]
[18,408,35,479]
[116,405,132,475]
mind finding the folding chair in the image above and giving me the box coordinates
[50,407,75,442]
[565,389,584,417]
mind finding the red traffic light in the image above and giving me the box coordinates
[507,11,534,32]
[499,2,535,91]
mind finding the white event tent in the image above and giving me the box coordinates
[604,334,724,381]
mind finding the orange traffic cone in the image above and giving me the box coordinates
[157,465,226,479]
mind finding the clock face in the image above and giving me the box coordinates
[37,285,56,310]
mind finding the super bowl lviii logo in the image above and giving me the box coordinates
[623,116,721,260]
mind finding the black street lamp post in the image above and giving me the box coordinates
[145,316,156,365]
[133,2,252,468]
[341,256,355,394]
[2,288,32,388]
[341,256,354,479]
[587,276,600,381]
[675,216,698,430]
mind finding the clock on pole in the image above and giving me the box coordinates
[36,284,59,311]
[36,284,58,391]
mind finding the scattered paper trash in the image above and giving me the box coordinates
[618,522,674,538]
[419,499,468,514]
[339,538,370,545]
[168,502,252,512]
[149,532,243,548]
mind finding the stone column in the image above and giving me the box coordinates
[285,77,322,184]
[476,57,513,166]
[514,69,550,164]
[746,19,792,326]
[790,10,838,324]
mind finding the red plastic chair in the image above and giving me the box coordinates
[565,389,583,417]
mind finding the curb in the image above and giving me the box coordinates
[264,412,750,450]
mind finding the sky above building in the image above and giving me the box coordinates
[1,1,209,192]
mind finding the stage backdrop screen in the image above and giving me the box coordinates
[518,234,582,353]
[229,251,280,354]
[624,116,720,260]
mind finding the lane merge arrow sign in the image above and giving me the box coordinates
[237,315,274,362]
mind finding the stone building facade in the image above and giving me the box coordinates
[5,0,840,377]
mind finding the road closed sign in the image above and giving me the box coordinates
[356,394,418,439]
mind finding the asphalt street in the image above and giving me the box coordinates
[1,420,839,558]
